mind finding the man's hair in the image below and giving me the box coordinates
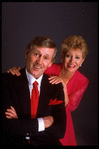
[26,35,57,62]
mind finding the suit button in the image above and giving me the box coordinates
[25,133,30,140]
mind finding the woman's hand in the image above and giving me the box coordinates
[48,76,63,84]
[48,76,66,87]
[5,106,18,119]
[7,66,21,76]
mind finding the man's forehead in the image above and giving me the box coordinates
[33,47,54,55]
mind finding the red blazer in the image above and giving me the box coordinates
[45,63,89,146]
[2,68,66,146]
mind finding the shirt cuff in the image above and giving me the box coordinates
[37,117,45,132]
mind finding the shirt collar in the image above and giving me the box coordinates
[25,69,43,86]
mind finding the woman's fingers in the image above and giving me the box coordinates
[7,67,21,76]
[48,76,62,84]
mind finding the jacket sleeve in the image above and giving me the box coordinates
[66,77,89,112]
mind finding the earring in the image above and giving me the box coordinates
[80,64,82,67]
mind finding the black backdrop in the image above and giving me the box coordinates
[2,2,98,145]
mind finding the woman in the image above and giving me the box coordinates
[7,35,89,146]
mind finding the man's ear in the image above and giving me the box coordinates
[48,61,53,68]
[25,50,29,60]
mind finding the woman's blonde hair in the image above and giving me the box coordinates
[61,35,89,60]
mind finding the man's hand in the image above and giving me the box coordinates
[43,116,54,128]
[5,106,18,119]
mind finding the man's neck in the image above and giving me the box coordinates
[25,68,43,85]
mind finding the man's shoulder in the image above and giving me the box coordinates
[43,74,64,103]
[2,72,15,81]
[2,68,26,84]
[43,73,63,89]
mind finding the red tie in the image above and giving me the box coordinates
[31,81,39,119]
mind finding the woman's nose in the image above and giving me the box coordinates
[70,56,74,62]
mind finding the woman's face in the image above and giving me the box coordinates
[63,48,84,73]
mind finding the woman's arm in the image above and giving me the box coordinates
[63,83,69,106]
[49,76,69,107]
[66,78,89,112]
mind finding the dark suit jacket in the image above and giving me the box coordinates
[2,68,66,146]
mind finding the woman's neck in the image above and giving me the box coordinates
[60,67,75,84]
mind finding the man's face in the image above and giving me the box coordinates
[25,47,54,79]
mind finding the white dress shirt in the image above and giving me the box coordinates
[25,69,45,132]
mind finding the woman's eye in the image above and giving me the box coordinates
[66,54,71,58]
[75,56,80,59]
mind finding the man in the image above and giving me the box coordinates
[2,36,66,146]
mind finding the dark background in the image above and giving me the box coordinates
[2,2,98,145]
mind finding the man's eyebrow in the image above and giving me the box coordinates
[44,55,50,59]
[34,49,40,53]
[34,50,50,57]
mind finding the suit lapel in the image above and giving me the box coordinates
[16,68,31,119]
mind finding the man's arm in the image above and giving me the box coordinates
[5,106,54,129]
[2,77,54,139]
[2,73,66,141]
[2,73,39,138]
[38,83,66,139]
[3,96,53,138]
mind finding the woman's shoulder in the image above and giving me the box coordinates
[44,63,62,76]
[50,63,63,68]
[75,70,89,84]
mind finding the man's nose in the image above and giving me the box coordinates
[37,56,43,65]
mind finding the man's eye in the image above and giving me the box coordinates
[44,57,48,60]
[34,53,39,56]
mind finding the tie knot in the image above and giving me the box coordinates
[33,81,38,87]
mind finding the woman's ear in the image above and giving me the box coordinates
[80,58,85,67]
